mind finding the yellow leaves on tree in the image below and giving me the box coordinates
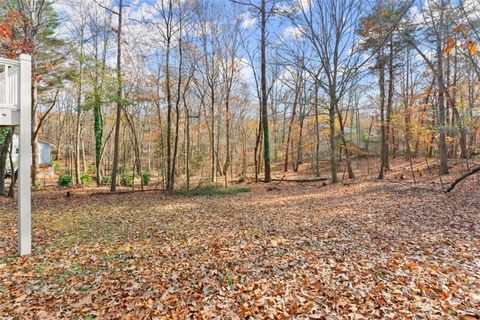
[466,40,478,56]
[449,24,479,56]
[444,36,479,56]
[444,37,455,54]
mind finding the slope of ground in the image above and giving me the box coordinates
[0,177,479,319]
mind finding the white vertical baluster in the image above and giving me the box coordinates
[5,64,9,106]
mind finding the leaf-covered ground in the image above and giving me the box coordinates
[0,178,479,319]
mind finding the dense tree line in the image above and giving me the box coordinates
[1,0,480,194]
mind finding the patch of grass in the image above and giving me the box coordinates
[79,285,91,292]
[180,183,251,197]
[218,272,235,286]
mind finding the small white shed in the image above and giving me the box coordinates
[8,133,55,167]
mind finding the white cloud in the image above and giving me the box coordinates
[283,26,304,39]
[239,58,254,83]
[293,0,311,10]
[239,13,256,29]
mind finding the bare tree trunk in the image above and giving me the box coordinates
[185,108,191,190]
[31,82,38,185]
[8,138,16,198]
[171,25,184,191]
[436,1,449,174]
[336,105,354,179]
[110,0,123,192]
[378,52,386,179]
[210,86,216,183]
[242,129,248,181]
[75,29,84,185]
[329,95,338,183]
[404,51,412,161]
[385,35,394,171]
[0,128,13,195]
[125,112,143,191]
[314,81,321,177]
[254,117,261,183]
[223,99,231,188]
[284,90,298,172]
[260,0,271,183]
[294,101,306,173]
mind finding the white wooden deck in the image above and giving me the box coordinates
[0,55,32,256]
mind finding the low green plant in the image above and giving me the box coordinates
[80,173,92,186]
[58,171,73,187]
[51,160,60,171]
[142,172,151,186]
[181,183,250,197]
[102,175,111,185]
[33,183,43,191]
[120,173,134,187]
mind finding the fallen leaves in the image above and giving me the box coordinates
[0,177,479,318]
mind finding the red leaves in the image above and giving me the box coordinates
[0,9,34,57]
[0,24,12,40]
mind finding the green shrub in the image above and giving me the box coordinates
[51,160,60,171]
[58,171,73,187]
[102,175,111,185]
[120,173,134,187]
[142,172,151,186]
[80,173,92,186]
[33,183,43,191]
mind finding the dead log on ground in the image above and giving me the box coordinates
[446,165,480,192]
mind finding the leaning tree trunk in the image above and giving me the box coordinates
[446,166,480,192]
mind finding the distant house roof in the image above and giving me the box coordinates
[38,138,56,148]
[12,133,56,148]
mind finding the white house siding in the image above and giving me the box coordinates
[9,134,54,168]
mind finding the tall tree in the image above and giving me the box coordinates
[95,0,124,192]
[406,0,451,174]
[292,0,366,183]
[231,0,280,182]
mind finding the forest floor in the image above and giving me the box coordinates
[0,160,479,319]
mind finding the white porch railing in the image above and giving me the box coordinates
[0,57,20,110]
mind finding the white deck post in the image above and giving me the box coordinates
[18,54,31,256]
